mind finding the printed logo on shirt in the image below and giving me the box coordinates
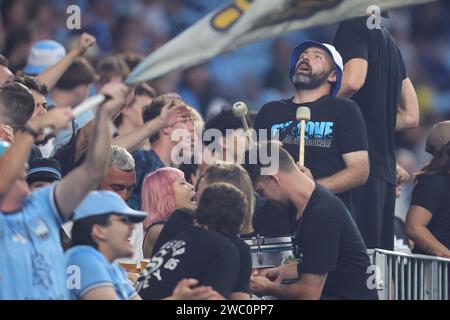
[30,218,50,240]
[271,121,334,148]
[135,240,186,292]
[8,221,29,244]
[31,251,53,289]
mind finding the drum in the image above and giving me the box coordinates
[243,235,296,300]
[243,235,295,268]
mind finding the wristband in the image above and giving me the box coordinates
[21,125,40,139]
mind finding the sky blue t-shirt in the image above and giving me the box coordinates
[65,245,137,300]
[0,184,69,299]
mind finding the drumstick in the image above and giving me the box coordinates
[42,94,108,136]
[296,106,311,167]
[232,101,249,132]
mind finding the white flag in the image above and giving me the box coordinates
[126,0,437,84]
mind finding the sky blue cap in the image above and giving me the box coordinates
[74,190,147,223]
[288,40,343,96]
[23,40,67,75]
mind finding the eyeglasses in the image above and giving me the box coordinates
[108,215,131,225]
[110,184,136,192]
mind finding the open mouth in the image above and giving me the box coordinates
[297,62,310,73]
[190,192,198,205]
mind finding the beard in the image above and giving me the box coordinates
[292,68,332,91]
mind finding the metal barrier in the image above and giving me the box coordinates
[368,249,450,300]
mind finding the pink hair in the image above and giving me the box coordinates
[141,167,184,228]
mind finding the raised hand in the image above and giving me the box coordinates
[0,124,14,143]
[76,33,96,56]
[98,82,129,117]
[158,101,192,128]
[29,107,74,134]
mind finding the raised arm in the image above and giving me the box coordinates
[0,108,73,202]
[54,83,128,219]
[37,33,96,90]
[112,101,191,152]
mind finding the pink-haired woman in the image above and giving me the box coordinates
[141,167,196,257]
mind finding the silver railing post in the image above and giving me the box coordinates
[369,249,450,300]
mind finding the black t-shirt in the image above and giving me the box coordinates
[255,95,368,213]
[334,17,407,184]
[252,193,297,237]
[410,174,450,254]
[294,185,378,300]
[153,209,194,253]
[153,209,252,294]
[29,144,43,161]
[231,237,252,294]
[136,226,240,300]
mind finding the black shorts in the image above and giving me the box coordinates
[352,176,396,250]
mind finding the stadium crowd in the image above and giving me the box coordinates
[0,0,450,300]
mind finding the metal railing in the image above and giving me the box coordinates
[368,249,450,300]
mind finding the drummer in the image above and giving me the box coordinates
[242,141,378,300]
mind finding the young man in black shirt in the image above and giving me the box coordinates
[135,183,246,300]
[334,15,419,250]
[243,142,378,300]
[254,40,369,218]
